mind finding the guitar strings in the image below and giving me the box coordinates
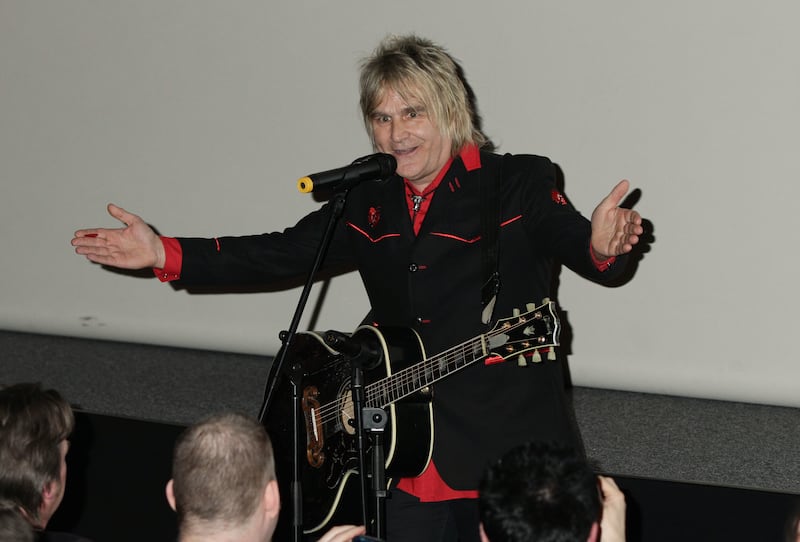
[312,315,537,428]
[313,337,482,427]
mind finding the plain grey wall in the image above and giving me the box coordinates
[2,1,799,407]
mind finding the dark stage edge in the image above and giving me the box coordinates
[2,329,798,496]
[48,411,799,542]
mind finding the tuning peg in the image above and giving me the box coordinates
[547,347,556,361]
[513,307,521,317]
[517,354,527,367]
[531,350,542,363]
[542,297,550,304]
[526,302,535,312]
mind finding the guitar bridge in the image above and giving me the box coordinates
[302,385,326,468]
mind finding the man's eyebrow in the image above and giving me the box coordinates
[371,104,426,117]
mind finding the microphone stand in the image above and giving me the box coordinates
[257,190,348,542]
[323,328,387,539]
[349,357,370,529]
[364,406,388,539]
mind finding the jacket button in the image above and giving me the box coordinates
[408,263,419,272]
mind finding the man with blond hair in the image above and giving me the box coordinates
[74,33,644,542]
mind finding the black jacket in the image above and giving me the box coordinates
[176,149,626,488]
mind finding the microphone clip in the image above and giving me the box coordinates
[324,329,383,371]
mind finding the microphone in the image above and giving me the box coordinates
[324,330,364,358]
[297,153,397,193]
[324,329,383,370]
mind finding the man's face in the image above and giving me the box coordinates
[370,88,452,191]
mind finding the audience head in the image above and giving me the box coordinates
[0,501,34,542]
[0,382,74,529]
[358,34,492,155]
[479,441,602,542]
[166,412,279,541]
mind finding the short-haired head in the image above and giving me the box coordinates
[170,412,276,531]
[0,502,34,542]
[0,383,74,524]
[359,34,492,155]
[479,441,601,542]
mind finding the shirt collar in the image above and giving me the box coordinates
[402,144,482,196]
[459,143,482,172]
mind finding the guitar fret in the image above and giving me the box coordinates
[378,335,484,405]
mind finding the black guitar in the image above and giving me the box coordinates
[264,300,560,534]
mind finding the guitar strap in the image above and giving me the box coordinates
[480,153,505,324]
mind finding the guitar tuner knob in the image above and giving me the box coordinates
[517,354,527,367]
[526,303,535,311]
[531,350,542,363]
[547,347,556,361]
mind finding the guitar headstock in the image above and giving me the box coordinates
[485,300,561,366]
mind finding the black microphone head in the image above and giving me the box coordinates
[351,153,397,181]
[374,153,397,179]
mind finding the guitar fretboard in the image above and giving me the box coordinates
[361,302,557,408]
[365,334,488,408]
[314,302,557,429]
